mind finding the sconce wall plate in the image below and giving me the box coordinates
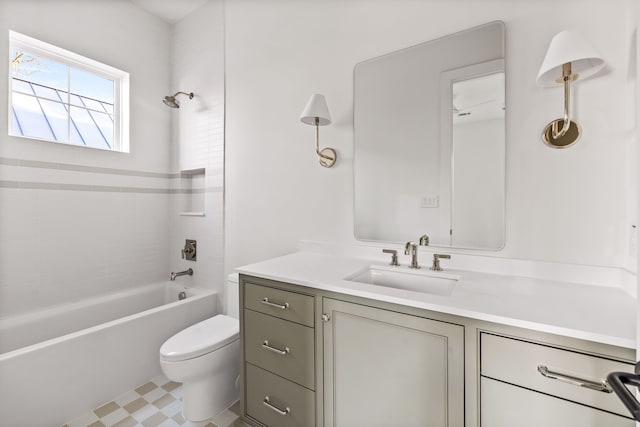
[318,147,337,168]
[542,119,581,148]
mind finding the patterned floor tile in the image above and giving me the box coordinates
[94,401,120,419]
[142,412,168,427]
[135,382,158,396]
[101,407,129,426]
[62,376,243,427]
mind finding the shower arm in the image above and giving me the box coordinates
[173,91,194,99]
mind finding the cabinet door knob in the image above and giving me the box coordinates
[321,313,331,322]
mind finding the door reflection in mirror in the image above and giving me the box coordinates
[451,72,505,249]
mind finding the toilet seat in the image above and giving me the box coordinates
[160,315,239,362]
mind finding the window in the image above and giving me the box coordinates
[8,31,129,152]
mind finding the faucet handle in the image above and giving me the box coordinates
[418,234,429,246]
[431,253,451,271]
[382,249,399,266]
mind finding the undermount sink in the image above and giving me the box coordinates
[345,265,459,296]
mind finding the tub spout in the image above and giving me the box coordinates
[170,268,193,281]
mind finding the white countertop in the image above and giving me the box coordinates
[236,251,636,349]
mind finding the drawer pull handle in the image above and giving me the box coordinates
[261,297,289,310]
[262,340,290,355]
[263,396,290,416]
[537,364,612,393]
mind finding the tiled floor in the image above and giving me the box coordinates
[62,375,249,427]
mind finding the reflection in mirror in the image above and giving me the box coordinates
[354,21,505,249]
[450,71,505,248]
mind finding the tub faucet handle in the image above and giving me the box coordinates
[181,239,197,261]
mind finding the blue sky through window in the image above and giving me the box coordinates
[10,47,115,149]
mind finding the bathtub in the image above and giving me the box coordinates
[0,282,218,427]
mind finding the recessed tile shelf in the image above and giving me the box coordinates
[179,168,206,216]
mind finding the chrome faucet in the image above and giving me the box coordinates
[419,234,429,246]
[170,268,193,281]
[404,241,420,269]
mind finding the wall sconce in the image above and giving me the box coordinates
[300,94,337,168]
[537,30,604,148]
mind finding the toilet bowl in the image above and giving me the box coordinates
[160,314,239,421]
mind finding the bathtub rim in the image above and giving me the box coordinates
[0,283,217,361]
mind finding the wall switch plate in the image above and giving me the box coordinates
[420,195,439,208]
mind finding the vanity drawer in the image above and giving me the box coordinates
[244,282,314,327]
[480,332,633,417]
[481,377,633,427]
[245,363,315,427]
[244,309,315,389]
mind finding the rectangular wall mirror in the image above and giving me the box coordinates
[353,21,505,250]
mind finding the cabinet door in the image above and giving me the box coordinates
[323,298,464,427]
[481,377,634,427]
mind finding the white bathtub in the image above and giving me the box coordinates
[0,282,218,427]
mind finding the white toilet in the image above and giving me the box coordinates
[159,274,240,422]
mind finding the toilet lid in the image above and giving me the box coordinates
[160,314,239,362]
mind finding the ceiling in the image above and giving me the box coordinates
[131,0,208,24]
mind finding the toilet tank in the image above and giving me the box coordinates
[226,273,239,319]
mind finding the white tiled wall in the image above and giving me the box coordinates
[169,0,226,298]
[0,1,173,318]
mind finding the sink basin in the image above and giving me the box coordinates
[345,265,459,296]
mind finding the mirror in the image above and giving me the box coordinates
[354,21,505,249]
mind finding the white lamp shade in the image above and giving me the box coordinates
[536,30,605,86]
[300,94,331,126]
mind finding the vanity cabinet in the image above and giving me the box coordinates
[238,274,635,427]
[322,298,464,427]
[480,332,635,426]
[240,279,317,427]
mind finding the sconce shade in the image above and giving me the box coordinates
[300,94,331,126]
[536,30,604,86]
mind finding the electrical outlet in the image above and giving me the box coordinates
[420,195,439,208]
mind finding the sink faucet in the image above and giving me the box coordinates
[419,234,429,246]
[404,241,420,269]
[170,268,193,281]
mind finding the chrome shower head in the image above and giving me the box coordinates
[163,91,194,108]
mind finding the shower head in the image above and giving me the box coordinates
[163,91,194,108]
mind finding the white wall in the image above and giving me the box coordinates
[0,1,173,316]
[224,0,637,276]
[169,0,226,294]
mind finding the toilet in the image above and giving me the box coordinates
[159,274,240,422]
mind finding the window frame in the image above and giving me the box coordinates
[8,30,130,152]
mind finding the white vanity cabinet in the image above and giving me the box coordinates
[480,332,635,426]
[322,298,464,427]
